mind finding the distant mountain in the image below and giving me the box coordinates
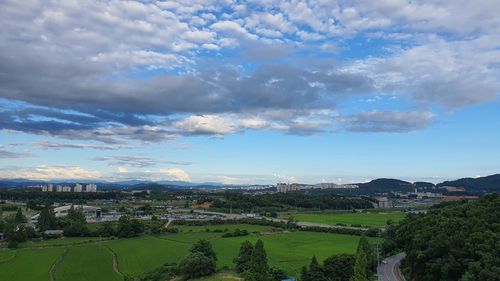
[358,178,414,193]
[0,178,226,190]
[437,174,500,193]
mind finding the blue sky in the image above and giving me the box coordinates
[0,0,499,184]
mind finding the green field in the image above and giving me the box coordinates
[176,224,270,233]
[56,246,122,281]
[18,237,106,248]
[292,211,405,228]
[0,249,16,263]
[0,224,377,280]
[0,248,65,281]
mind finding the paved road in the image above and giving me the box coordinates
[378,252,406,281]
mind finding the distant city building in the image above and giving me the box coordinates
[62,186,71,192]
[315,183,359,189]
[56,185,63,192]
[74,184,83,192]
[32,205,102,220]
[276,182,358,193]
[42,184,54,192]
[375,197,393,208]
[85,184,97,192]
[276,183,314,193]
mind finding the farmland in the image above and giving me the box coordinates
[0,248,65,281]
[55,246,122,281]
[290,211,406,228]
[0,223,376,281]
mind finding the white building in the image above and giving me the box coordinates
[56,185,63,192]
[85,184,97,192]
[74,184,83,192]
[32,205,102,220]
[42,184,54,192]
[62,186,71,192]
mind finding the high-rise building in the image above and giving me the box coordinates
[42,184,54,192]
[56,185,63,192]
[74,184,83,192]
[85,184,97,192]
[62,186,71,192]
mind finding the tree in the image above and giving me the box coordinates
[63,206,89,237]
[323,254,356,281]
[385,194,500,281]
[37,204,57,231]
[234,240,254,273]
[178,252,216,279]
[117,215,144,238]
[99,221,115,237]
[245,239,272,281]
[190,239,217,262]
[301,256,327,281]
[5,223,28,248]
[357,236,374,276]
[350,247,368,281]
[269,267,287,281]
[14,208,26,223]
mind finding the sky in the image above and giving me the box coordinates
[0,0,499,184]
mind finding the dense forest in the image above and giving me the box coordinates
[209,192,374,212]
[383,194,499,281]
[437,174,500,193]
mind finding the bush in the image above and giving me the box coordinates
[178,252,216,279]
[222,228,249,238]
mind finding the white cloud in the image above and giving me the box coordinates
[239,117,269,130]
[160,168,190,181]
[211,20,258,40]
[173,115,238,135]
[117,166,128,173]
[273,173,297,183]
[0,166,102,180]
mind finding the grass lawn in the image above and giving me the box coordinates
[0,249,16,263]
[56,245,122,281]
[292,212,405,228]
[0,248,65,281]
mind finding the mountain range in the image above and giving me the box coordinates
[0,174,498,193]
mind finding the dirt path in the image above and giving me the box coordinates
[49,249,68,281]
[106,246,124,277]
[164,219,174,229]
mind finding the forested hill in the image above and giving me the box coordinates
[437,174,500,192]
[383,194,500,281]
[357,178,414,193]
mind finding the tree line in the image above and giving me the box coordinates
[382,194,499,281]
[210,192,373,213]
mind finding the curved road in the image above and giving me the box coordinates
[378,252,406,281]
